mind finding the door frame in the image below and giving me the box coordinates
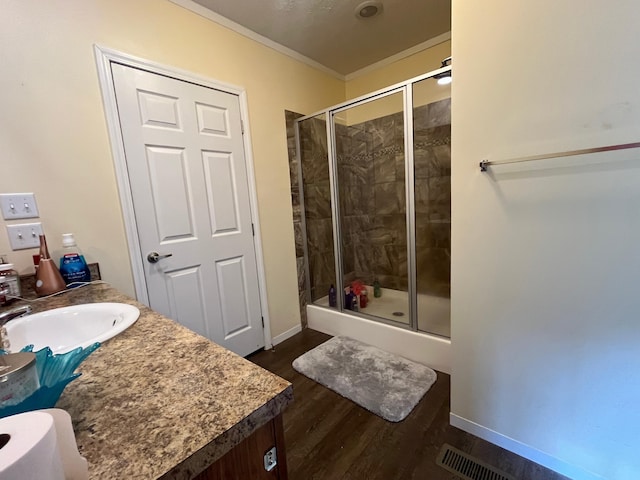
[94,45,273,349]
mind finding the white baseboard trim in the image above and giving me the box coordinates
[271,323,303,347]
[449,413,606,480]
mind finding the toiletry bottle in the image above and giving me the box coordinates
[351,294,359,312]
[344,287,353,311]
[360,288,368,309]
[58,233,91,287]
[328,284,337,307]
[35,235,66,296]
[373,279,381,298]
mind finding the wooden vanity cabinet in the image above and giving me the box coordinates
[194,414,288,480]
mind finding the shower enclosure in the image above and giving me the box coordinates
[295,64,451,343]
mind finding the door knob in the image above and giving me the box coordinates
[147,252,173,263]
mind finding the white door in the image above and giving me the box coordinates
[111,63,264,356]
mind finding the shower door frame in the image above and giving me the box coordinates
[295,64,452,334]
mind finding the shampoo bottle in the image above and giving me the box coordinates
[328,285,337,307]
[35,235,66,296]
[59,233,91,287]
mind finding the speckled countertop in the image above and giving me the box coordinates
[3,283,292,479]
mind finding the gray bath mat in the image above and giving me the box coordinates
[292,336,437,422]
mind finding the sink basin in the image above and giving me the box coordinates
[5,302,140,354]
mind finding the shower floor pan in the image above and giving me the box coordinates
[315,286,450,338]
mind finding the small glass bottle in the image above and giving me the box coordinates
[373,279,381,298]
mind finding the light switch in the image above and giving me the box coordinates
[0,193,40,220]
[6,223,43,250]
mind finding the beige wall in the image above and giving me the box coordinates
[0,0,344,338]
[452,1,640,478]
[343,40,451,125]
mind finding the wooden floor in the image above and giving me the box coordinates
[248,328,568,480]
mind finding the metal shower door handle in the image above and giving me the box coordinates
[147,252,173,263]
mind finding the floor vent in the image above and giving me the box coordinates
[436,444,516,480]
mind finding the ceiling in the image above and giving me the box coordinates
[185,0,451,77]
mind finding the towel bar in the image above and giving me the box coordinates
[479,141,640,172]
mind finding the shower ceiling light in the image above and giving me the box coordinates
[355,1,383,19]
[434,56,452,85]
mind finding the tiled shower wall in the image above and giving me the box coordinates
[414,98,451,297]
[285,110,307,328]
[285,97,451,319]
[297,115,336,303]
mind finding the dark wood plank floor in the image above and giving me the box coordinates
[248,328,568,480]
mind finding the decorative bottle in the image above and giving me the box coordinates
[35,235,66,296]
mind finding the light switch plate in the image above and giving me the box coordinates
[6,222,43,250]
[0,193,40,220]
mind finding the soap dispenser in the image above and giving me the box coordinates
[35,235,66,296]
[59,233,91,286]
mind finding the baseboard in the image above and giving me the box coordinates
[271,323,303,346]
[449,413,606,480]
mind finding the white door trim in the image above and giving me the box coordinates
[94,45,273,349]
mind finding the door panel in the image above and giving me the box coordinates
[216,256,252,338]
[202,151,240,234]
[196,103,230,136]
[165,266,208,338]
[111,63,264,356]
[138,91,181,129]
[146,146,195,241]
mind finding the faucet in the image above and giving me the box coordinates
[0,304,32,351]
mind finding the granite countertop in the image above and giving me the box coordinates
[4,283,292,479]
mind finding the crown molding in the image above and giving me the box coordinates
[169,0,345,80]
[170,0,451,84]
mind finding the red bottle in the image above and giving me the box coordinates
[360,288,368,308]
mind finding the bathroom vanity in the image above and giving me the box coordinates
[7,283,292,479]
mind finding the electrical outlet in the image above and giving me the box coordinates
[0,193,40,220]
[6,222,43,250]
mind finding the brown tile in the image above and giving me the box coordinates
[291,187,300,221]
[428,176,451,222]
[374,152,397,183]
[415,178,430,214]
[288,151,299,188]
[304,182,332,219]
[306,218,334,253]
[293,220,304,258]
[374,182,405,215]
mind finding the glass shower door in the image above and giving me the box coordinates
[331,90,410,326]
[298,114,337,309]
[412,77,451,337]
